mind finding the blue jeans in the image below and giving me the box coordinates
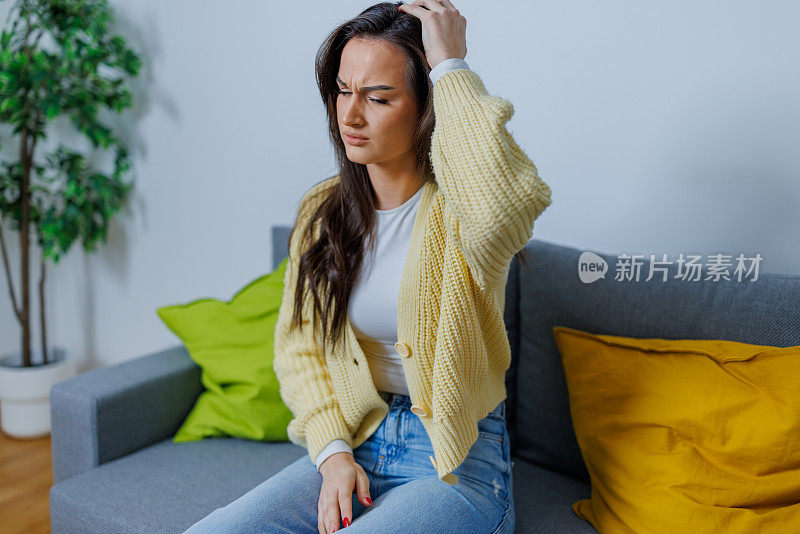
[183,392,515,533]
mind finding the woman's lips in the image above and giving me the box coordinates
[343,133,369,146]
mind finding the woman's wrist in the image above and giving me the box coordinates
[315,438,354,472]
[318,451,354,475]
[429,58,471,85]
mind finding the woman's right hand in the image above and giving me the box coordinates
[317,452,373,533]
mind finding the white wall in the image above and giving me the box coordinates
[1,1,798,371]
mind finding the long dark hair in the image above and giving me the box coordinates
[288,1,532,357]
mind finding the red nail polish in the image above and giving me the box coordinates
[365,496,373,505]
[343,517,350,527]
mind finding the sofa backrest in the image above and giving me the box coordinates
[272,226,292,272]
[513,238,800,481]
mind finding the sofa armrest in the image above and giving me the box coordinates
[50,344,202,483]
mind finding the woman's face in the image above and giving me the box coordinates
[336,37,419,165]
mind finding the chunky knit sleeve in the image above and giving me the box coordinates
[272,180,354,464]
[430,68,553,289]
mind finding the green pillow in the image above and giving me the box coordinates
[157,257,293,443]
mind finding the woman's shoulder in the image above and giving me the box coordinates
[307,173,340,196]
[296,174,340,217]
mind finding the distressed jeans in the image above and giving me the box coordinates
[182,392,515,533]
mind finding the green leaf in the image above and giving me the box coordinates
[45,102,60,119]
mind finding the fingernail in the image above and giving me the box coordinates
[343,517,350,527]
[364,496,373,505]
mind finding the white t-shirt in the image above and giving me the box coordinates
[314,58,471,472]
[347,182,424,397]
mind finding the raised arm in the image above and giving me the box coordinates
[430,68,553,289]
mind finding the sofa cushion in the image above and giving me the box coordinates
[511,457,596,533]
[513,238,800,481]
[50,438,308,534]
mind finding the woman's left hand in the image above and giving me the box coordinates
[397,0,467,71]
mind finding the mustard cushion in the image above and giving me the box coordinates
[553,325,800,533]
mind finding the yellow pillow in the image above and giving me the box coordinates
[553,325,800,533]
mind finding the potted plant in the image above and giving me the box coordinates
[0,0,141,438]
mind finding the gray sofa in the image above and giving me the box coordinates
[49,227,799,533]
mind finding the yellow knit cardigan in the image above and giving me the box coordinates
[273,68,552,485]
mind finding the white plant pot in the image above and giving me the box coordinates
[0,347,78,439]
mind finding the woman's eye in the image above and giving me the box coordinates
[337,89,388,105]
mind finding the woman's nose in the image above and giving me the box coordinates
[342,99,363,125]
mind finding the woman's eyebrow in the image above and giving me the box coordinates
[336,75,395,91]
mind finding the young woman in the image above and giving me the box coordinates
[184,1,551,533]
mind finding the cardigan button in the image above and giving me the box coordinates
[394,341,411,358]
[410,404,429,417]
[443,473,459,485]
